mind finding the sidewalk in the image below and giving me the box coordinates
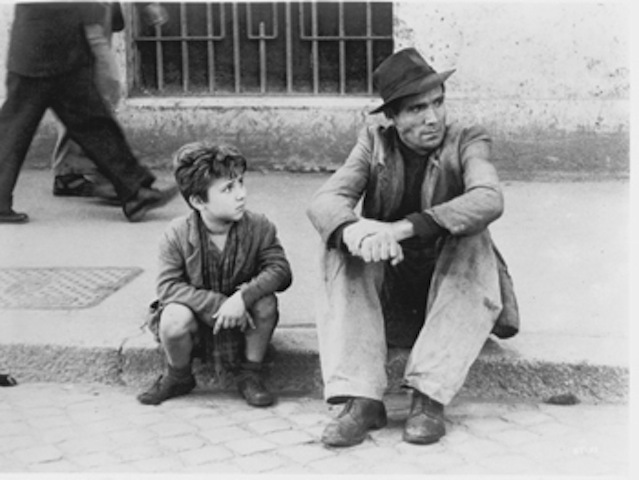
[0,382,629,475]
[0,170,630,403]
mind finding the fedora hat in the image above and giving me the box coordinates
[370,48,455,114]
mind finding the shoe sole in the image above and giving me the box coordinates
[125,187,179,222]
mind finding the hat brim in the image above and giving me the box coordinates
[369,69,455,115]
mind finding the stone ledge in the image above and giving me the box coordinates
[0,333,628,404]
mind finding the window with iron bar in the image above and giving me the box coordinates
[128,2,393,97]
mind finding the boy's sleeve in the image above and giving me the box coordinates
[156,226,227,326]
[240,218,292,308]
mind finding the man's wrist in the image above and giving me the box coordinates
[391,219,414,242]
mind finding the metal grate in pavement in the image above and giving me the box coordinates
[0,267,143,309]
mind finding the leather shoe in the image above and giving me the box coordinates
[123,185,178,222]
[137,373,196,405]
[236,365,274,407]
[0,209,29,224]
[403,389,446,445]
[321,397,387,447]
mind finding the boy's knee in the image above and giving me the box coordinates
[159,303,197,338]
[249,294,279,326]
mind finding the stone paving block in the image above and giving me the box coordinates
[464,417,514,436]
[232,452,286,473]
[182,462,243,473]
[262,429,315,446]
[12,445,64,465]
[287,412,328,427]
[440,426,474,444]
[128,455,185,472]
[27,459,82,472]
[126,411,173,426]
[499,408,555,426]
[186,413,237,430]
[25,415,72,431]
[22,407,64,419]
[485,426,541,446]
[157,433,206,453]
[351,445,400,463]
[224,437,278,456]
[199,425,253,444]
[475,452,545,474]
[228,408,276,424]
[527,419,579,437]
[107,427,157,445]
[0,421,31,437]
[246,417,293,435]
[57,435,120,456]
[148,420,198,438]
[453,438,506,461]
[178,445,234,466]
[39,425,85,444]
[277,443,335,464]
[410,449,469,472]
[0,434,37,454]
[67,451,123,469]
[307,454,362,474]
[362,459,427,474]
[112,444,165,463]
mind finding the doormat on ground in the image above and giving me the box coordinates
[0,267,143,309]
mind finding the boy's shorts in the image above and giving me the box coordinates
[145,299,245,378]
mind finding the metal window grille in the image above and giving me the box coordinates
[128,2,393,96]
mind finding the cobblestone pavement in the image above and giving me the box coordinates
[0,383,629,475]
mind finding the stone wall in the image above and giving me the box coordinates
[0,2,629,179]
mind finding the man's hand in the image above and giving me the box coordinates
[212,290,255,334]
[359,233,404,265]
[343,219,405,265]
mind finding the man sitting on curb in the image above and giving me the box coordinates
[307,47,519,447]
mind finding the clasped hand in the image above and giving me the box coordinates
[212,290,255,335]
[343,219,404,265]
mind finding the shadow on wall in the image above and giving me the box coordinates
[24,115,629,181]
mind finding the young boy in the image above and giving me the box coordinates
[137,142,292,407]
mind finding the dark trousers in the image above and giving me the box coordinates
[0,68,155,211]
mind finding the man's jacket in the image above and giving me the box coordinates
[308,122,519,338]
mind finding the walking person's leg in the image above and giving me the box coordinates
[50,67,176,221]
[0,73,50,223]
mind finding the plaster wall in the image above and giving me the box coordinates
[0,2,629,177]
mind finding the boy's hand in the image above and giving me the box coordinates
[212,290,255,334]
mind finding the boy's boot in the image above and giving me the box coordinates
[236,361,274,407]
[402,389,446,445]
[321,397,387,447]
[137,363,196,405]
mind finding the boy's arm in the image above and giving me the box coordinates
[240,219,292,309]
[156,229,227,326]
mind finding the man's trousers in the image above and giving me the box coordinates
[315,230,502,405]
[0,68,154,211]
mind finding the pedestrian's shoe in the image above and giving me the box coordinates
[136,373,196,405]
[92,182,119,204]
[123,185,179,222]
[0,209,29,224]
[236,362,274,407]
[321,397,387,447]
[0,373,18,387]
[53,174,96,197]
[402,389,446,445]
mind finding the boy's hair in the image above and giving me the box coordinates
[173,142,247,206]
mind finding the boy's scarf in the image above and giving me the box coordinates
[197,213,245,384]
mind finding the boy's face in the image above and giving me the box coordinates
[192,174,246,225]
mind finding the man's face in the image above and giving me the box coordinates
[392,85,447,153]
